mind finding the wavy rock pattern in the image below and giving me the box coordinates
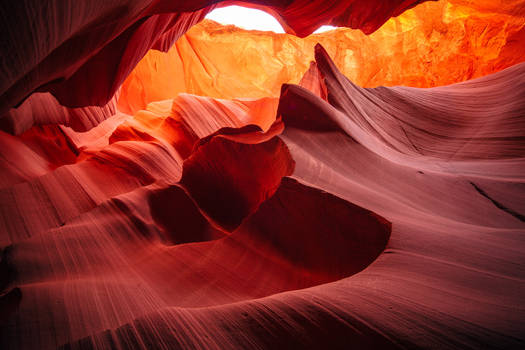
[0,86,392,349]
[1,44,524,349]
[1,1,525,349]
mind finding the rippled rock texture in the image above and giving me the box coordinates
[1,1,525,349]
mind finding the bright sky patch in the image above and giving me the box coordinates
[205,6,337,34]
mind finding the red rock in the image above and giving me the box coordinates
[0,1,524,349]
[181,125,294,231]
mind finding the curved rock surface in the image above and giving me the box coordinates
[1,1,525,349]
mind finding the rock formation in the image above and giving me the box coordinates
[0,1,524,349]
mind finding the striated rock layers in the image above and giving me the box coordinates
[1,1,525,349]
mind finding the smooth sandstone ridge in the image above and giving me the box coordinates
[0,1,524,349]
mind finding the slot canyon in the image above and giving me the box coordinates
[0,1,524,349]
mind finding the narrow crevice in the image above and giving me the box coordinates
[470,181,525,222]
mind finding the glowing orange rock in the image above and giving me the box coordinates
[0,0,425,118]
[119,0,525,114]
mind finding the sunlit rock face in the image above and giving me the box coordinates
[1,1,525,350]
[119,0,525,114]
[0,0,425,118]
